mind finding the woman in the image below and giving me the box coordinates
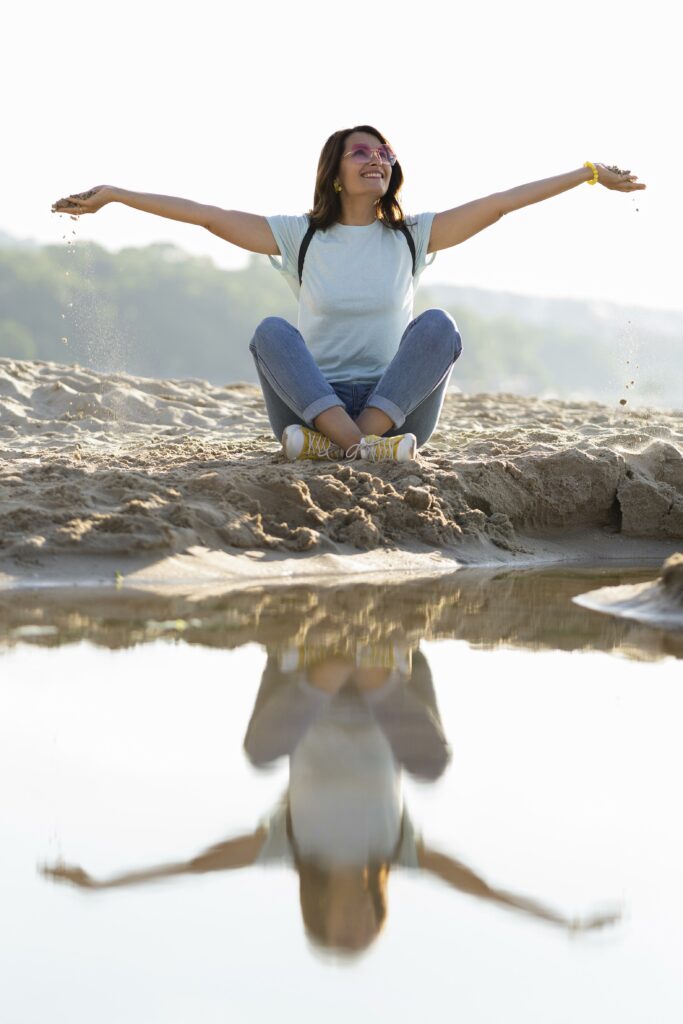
[52,128,645,463]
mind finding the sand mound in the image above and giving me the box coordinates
[573,553,683,631]
[1,358,681,576]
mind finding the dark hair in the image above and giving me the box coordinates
[297,860,388,953]
[285,805,389,953]
[307,124,406,231]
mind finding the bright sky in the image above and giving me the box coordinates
[4,0,679,311]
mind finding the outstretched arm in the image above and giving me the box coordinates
[40,828,266,891]
[418,843,620,932]
[428,162,646,253]
[51,186,279,254]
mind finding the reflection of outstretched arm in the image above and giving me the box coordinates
[418,844,620,932]
[41,829,266,891]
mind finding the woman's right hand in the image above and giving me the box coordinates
[51,185,116,215]
[40,861,97,888]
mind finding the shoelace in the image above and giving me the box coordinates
[308,430,342,457]
[349,435,397,462]
[344,436,394,461]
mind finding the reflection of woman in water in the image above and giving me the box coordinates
[44,643,618,954]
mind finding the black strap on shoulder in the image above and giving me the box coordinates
[397,221,416,277]
[298,222,317,286]
[297,219,416,285]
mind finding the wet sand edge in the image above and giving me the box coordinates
[1,530,679,597]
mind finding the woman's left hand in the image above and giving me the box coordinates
[596,163,647,191]
[568,905,622,933]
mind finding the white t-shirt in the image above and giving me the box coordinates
[266,213,437,384]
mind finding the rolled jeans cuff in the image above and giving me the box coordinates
[302,393,345,427]
[365,394,406,430]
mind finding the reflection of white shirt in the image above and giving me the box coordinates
[256,693,420,869]
[257,799,420,870]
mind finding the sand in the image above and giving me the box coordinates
[1,356,681,592]
[574,553,683,631]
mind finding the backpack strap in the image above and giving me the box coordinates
[397,221,417,277]
[297,219,416,285]
[297,222,317,286]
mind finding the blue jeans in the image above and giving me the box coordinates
[248,308,462,448]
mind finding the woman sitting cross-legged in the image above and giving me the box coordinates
[52,130,644,463]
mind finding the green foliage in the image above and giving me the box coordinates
[0,240,615,396]
[0,320,35,359]
[416,290,613,396]
[0,242,296,384]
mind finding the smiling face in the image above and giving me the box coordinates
[336,131,393,201]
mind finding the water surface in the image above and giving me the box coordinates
[1,566,681,1023]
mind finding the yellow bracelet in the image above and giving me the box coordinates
[584,161,599,185]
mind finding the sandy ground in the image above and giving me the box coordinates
[1,357,681,598]
[574,553,683,631]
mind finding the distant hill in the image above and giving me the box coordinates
[416,282,682,408]
[423,281,683,342]
[0,231,680,410]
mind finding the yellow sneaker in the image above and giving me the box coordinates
[278,641,355,671]
[282,424,346,461]
[354,433,418,462]
[355,643,413,673]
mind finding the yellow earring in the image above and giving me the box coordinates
[333,180,342,193]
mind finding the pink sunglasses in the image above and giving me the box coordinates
[342,143,397,166]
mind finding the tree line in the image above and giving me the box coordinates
[0,239,630,399]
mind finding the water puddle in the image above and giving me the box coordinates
[1,565,681,1022]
